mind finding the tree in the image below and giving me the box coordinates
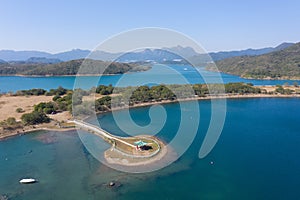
[6,117,18,126]
[95,96,112,111]
[34,102,57,114]
[96,84,114,95]
[21,111,50,125]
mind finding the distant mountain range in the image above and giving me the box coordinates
[0,43,294,63]
[1,42,299,78]
[0,49,90,62]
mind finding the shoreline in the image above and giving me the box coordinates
[0,69,150,78]
[206,69,300,80]
[1,93,300,141]
[104,93,300,114]
[0,126,76,141]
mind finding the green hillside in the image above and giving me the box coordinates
[210,42,300,79]
[0,59,149,76]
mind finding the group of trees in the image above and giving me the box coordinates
[95,96,112,111]
[91,83,262,112]
[14,86,69,96]
[33,91,74,115]
[275,85,294,94]
[21,111,50,125]
[15,88,47,96]
[4,82,294,126]
[224,83,262,94]
[95,84,113,95]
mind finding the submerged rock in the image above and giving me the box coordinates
[107,181,121,189]
[0,194,9,200]
[109,182,115,187]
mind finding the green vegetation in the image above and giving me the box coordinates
[0,59,149,76]
[34,102,57,114]
[95,84,113,95]
[21,111,50,125]
[14,86,70,96]
[55,93,73,112]
[2,82,298,128]
[95,96,112,111]
[90,83,262,114]
[15,88,47,96]
[46,86,68,96]
[34,91,74,114]
[0,117,23,130]
[275,85,294,94]
[210,42,300,79]
[224,83,262,94]
[15,108,24,113]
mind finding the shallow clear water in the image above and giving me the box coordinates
[1,65,299,92]
[1,98,300,199]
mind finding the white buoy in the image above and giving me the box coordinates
[19,178,36,184]
[210,161,214,165]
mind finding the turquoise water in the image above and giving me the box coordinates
[1,65,300,92]
[1,98,300,199]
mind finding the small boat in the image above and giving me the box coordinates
[19,178,37,184]
[183,68,188,71]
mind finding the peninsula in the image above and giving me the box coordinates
[1,82,300,141]
[1,83,300,165]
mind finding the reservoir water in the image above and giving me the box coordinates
[1,65,300,93]
[1,98,300,199]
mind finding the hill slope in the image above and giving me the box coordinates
[211,42,300,79]
[0,59,148,76]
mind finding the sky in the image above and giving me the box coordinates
[0,0,300,53]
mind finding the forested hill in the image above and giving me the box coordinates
[0,59,149,76]
[211,42,300,79]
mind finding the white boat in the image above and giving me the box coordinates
[184,68,188,71]
[19,178,36,184]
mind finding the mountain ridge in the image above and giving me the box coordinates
[0,42,294,63]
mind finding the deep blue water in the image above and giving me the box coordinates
[1,65,299,93]
[1,98,300,199]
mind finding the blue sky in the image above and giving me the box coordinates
[1,0,299,53]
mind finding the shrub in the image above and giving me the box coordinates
[16,108,24,113]
[21,111,50,125]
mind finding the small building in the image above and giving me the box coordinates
[134,140,148,150]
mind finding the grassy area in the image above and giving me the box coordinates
[114,136,160,156]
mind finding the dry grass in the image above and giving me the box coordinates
[257,85,299,93]
[0,94,72,122]
[0,95,53,121]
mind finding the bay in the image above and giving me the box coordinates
[1,98,300,199]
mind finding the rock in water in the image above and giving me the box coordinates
[109,182,115,187]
